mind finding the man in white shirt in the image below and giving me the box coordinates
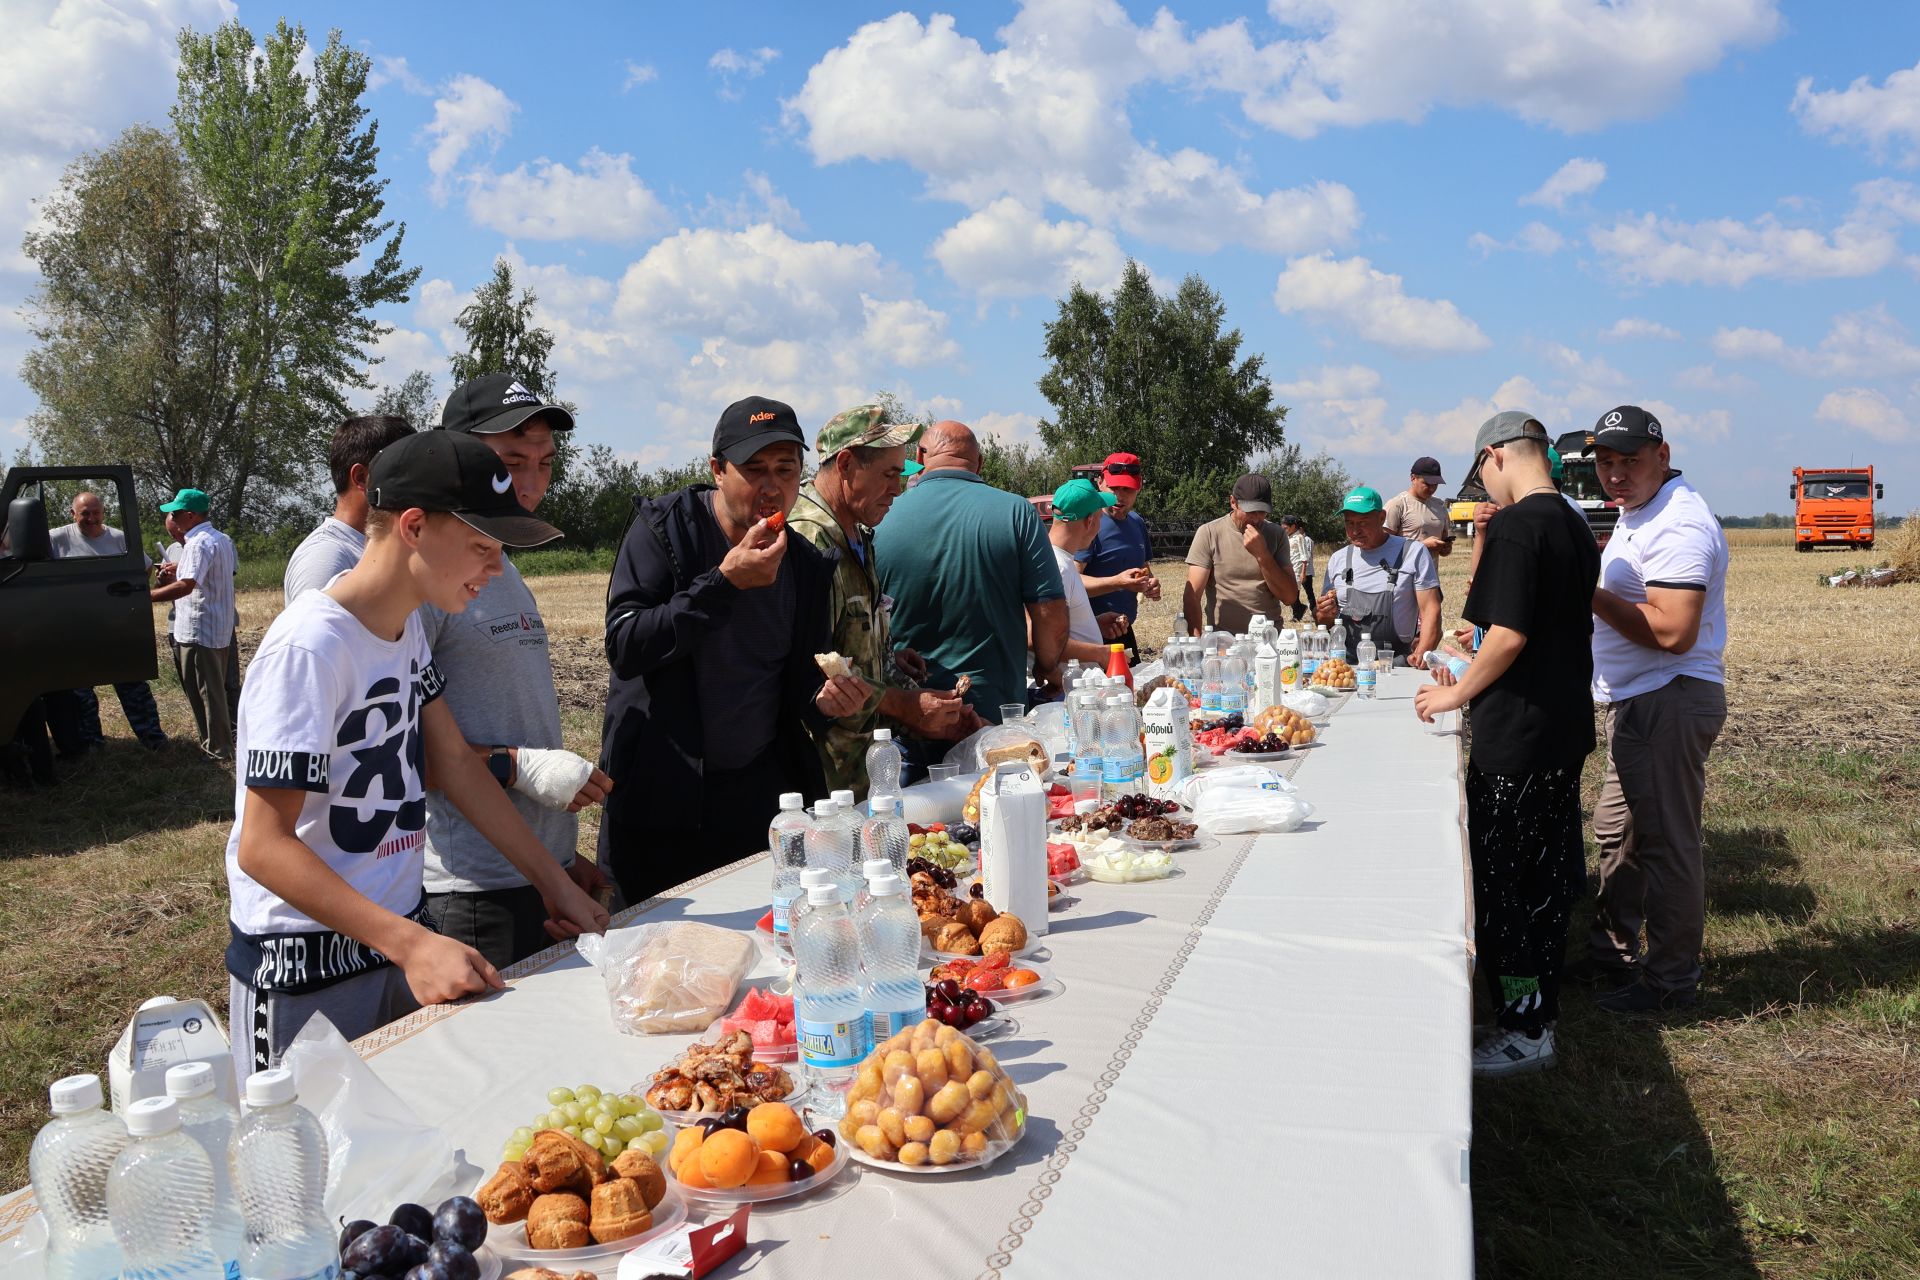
[1580,406,1728,1013]
[48,490,167,751]
[1044,478,1127,667]
[283,414,416,604]
[150,487,238,760]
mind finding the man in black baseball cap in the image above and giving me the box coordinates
[221,429,606,1081]
[600,394,868,904]
[421,376,619,967]
[1384,454,1454,561]
[1181,472,1298,635]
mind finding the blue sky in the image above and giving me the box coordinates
[7,0,1920,516]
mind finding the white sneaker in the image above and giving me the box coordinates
[1473,1024,1557,1078]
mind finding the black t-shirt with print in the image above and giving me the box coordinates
[1462,493,1602,774]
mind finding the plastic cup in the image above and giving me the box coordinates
[928,763,958,782]
[1000,703,1028,725]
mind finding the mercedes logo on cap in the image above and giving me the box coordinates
[1602,411,1624,429]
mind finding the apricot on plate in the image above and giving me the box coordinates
[677,1157,712,1189]
[802,1138,837,1174]
[745,1150,789,1186]
[697,1129,758,1190]
[668,1127,703,1176]
[747,1102,806,1154]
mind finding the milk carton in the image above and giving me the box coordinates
[109,996,236,1114]
[1141,686,1193,801]
[1252,637,1279,712]
[978,762,1049,936]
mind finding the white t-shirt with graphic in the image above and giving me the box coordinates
[223,589,445,990]
[1592,474,1728,703]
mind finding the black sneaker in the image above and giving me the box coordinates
[1564,956,1637,988]
[1595,977,1697,1013]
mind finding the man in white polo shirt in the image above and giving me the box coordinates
[1581,405,1728,1013]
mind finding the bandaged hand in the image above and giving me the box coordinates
[511,748,599,809]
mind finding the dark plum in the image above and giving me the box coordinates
[339,1219,378,1253]
[426,1240,479,1280]
[398,1233,431,1271]
[342,1224,410,1277]
[388,1203,434,1242]
[431,1197,486,1251]
[403,1264,452,1280]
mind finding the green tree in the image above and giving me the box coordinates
[1036,261,1286,521]
[366,369,440,430]
[21,126,232,519]
[449,260,557,395]
[979,438,1068,498]
[170,19,419,523]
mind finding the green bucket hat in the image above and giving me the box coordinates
[816,404,924,463]
[1339,485,1383,515]
[1050,477,1117,522]
[159,487,211,514]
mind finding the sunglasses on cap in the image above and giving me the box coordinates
[1105,463,1142,476]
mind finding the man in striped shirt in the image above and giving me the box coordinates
[151,487,237,760]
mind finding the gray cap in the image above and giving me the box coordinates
[1472,411,1549,457]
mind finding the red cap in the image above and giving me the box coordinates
[1101,451,1142,489]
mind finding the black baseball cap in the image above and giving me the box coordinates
[1411,455,1445,481]
[367,431,563,548]
[712,396,808,466]
[439,372,575,436]
[1593,404,1665,453]
[1231,473,1273,513]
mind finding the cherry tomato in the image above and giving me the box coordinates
[1002,969,1042,988]
[927,823,946,832]
[765,510,786,531]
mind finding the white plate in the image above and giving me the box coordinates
[486,1184,687,1275]
[666,1130,851,1206]
[923,958,1056,1003]
[844,1114,1027,1176]
[1215,748,1292,763]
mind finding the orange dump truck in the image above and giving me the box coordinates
[1792,466,1881,551]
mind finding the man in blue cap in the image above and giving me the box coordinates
[150,487,237,759]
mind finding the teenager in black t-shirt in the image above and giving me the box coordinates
[1416,412,1600,1078]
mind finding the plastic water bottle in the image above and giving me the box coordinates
[29,1074,131,1280]
[1328,619,1348,664]
[864,729,902,814]
[107,1096,223,1280]
[228,1069,336,1280]
[1356,631,1378,698]
[1426,650,1472,682]
[1199,652,1223,712]
[857,873,926,1044]
[859,797,910,881]
[1218,648,1247,717]
[806,799,858,907]
[1100,693,1143,799]
[1069,691,1102,800]
[787,867,837,940]
[165,1064,242,1278]
[767,793,811,958]
[852,858,891,913]
[792,883,867,1113]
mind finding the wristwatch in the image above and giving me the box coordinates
[486,746,513,789]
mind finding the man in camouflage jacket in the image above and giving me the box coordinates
[789,406,980,795]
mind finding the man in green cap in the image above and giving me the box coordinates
[1046,478,1129,666]
[1314,485,1441,665]
[788,405,978,796]
[150,487,238,758]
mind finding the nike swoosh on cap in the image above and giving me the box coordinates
[491,473,513,494]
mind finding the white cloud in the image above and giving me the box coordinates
[709,46,779,98]
[463,149,669,243]
[1468,222,1565,256]
[1168,0,1780,138]
[860,296,960,367]
[368,55,427,95]
[1274,364,1384,401]
[703,171,806,233]
[1793,59,1920,167]
[1710,305,1920,379]
[1589,179,1920,286]
[423,74,516,201]
[1675,364,1754,394]
[786,9,1360,284]
[1520,158,1606,210]
[1815,387,1913,442]
[1273,254,1490,354]
[1602,317,1683,342]
[973,410,1042,445]
[931,199,1127,298]
[622,61,658,92]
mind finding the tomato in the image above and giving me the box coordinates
[965,969,1000,992]
[979,949,1012,970]
[765,510,786,531]
[927,823,946,832]
[1002,969,1042,988]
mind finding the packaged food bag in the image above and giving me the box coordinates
[840,1020,1028,1171]
[576,922,757,1034]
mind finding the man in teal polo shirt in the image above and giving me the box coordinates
[873,420,1068,721]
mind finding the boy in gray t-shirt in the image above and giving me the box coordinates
[418,375,614,967]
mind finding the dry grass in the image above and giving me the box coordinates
[4,542,1918,1278]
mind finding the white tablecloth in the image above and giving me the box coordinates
[1,669,1473,1278]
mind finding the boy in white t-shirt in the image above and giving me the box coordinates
[1043,478,1125,667]
[224,431,609,1082]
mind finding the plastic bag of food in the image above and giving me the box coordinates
[1282,689,1331,718]
[1193,785,1315,835]
[575,922,757,1034]
[1178,765,1296,809]
[840,1019,1027,1171]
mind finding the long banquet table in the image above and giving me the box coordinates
[1,668,1475,1278]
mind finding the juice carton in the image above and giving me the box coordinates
[1141,686,1193,801]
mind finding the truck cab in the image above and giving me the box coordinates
[1791,467,1880,551]
[1,465,158,736]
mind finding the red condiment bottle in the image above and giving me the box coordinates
[1105,642,1132,688]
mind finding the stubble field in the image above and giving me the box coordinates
[2,529,1916,1278]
